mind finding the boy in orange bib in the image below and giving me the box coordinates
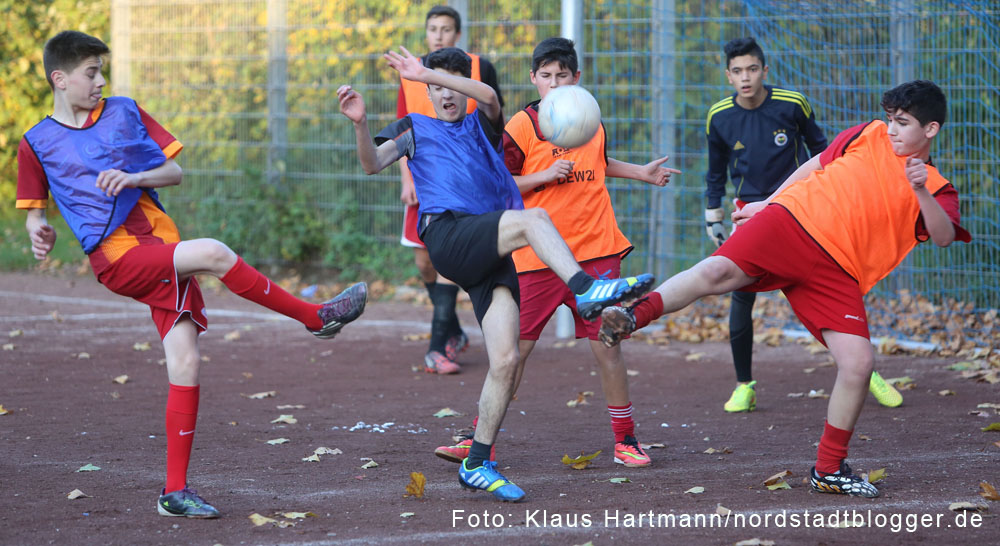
[598,80,971,497]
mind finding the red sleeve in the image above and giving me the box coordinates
[396,85,408,119]
[819,122,869,167]
[136,104,182,158]
[915,184,972,242]
[502,130,526,176]
[15,137,48,209]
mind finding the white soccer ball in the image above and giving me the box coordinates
[537,85,602,149]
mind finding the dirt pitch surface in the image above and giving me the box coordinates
[0,271,997,546]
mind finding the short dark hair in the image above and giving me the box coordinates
[43,30,110,89]
[426,47,472,78]
[724,37,765,68]
[880,80,947,126]
[426,5,461,33]
[531,37,578,74]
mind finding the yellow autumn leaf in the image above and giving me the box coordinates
[979,481,1000,501]
[948,501,985,512]
[113,375,129,385]
[867,468,886,483]
[67,489,90,499]
[133,341,151,351]
[938,390,956,396]
[8,329,22,338]
[224,330,242,341]
[766,480,791,490]
[271,414,297,424]
[981,423,1000,432]
[361,460,378,469]
[404,471,426,498]
[302,454,320,462]
[0,405,10,415]
[267,438,289,445]
[684,486,705,494]
[249,513,278,526]
[684,352,705,362]
[314,447,342,455]
[763,470,792,486]
[433,407,462,418]
[561,450,602,470]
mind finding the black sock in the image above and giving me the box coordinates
[467,440,492,468]
[568,271,595,295]
[729,291,757,382]
[428,283,458,354]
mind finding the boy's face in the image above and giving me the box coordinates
[53,55,106,110]
[725,54,767,101]
[427,68,468,123]
[530,60,581,100]
[425,15,460,52]
[886,108,939,157]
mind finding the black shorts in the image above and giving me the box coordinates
[419,210,520,325]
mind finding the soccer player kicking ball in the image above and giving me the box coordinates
[17,31,368,518]
[599,80,970,497]
[434,37,680,469]
[338,46,654,502]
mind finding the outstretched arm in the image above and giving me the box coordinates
[385,46,501,124]
[606,155,680,187]
[907,156,956,246]
[25,208,56,260]
[95,158,182,197]
[337,85,402,174]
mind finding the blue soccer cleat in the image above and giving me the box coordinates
[459,459,526,502]
[575,273,655,321]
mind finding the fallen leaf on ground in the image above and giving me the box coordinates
[939,390,956,396]
[314,447,342,455]
[885,376,914,386]
[734,539,775,546]
[717,504,732,516]
[685,352,705,362]
[562,450,602,470]
[857,434,872,441]
[0,405,9,415]
[67,489,90,499]
[978,403,1000,409]
[866,468,886,483]
[400,512,416,518]
[404,472,426,498]
[77,352,90,359]
[133,341,151,351]
[641,442,666,449]
[402,333,431,341]
[980,481,1000,501]
[276,520,296,528]
[8,329,22,338]
[278,511,316,519]
[249,513,278,526]
[803,367,816,374]
[627,369,639,376]
[982,423,1000,432]
[609,477,630,484]
[567,391,594,407]
[361,460,378,469]
[2,344,13,351]
[787,392,804,398]
[277,404,305,409]
[808,389,830,399]
[948,501,986,512]
[301,454,320,462]
[75,464,101,472]
[113,375,128,385]
[764,470,792,486]
[685,486,705,494]
[242,372,253,379]
[433,407,462,418]
[271,414,297,424]
[224,330,241,342]
[245,391,276,399]
[267,438,289,445]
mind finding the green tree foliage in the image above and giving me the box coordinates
[0,1,109,214]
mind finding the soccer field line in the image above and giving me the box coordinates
[0,289,443,333]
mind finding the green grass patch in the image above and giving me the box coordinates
[0,212,83,271]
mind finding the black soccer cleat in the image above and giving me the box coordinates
[310,282,368,339]
[810,461,879,498]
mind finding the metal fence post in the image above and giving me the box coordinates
[650,0,677,280]
[267,0,288,186]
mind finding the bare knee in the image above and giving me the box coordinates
[838,353,875,383]
[490,350,521,377]
[523,207,551,228]
[194,239,238,274]
[695,256,742,287]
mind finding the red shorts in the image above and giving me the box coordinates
[518,255,622,341]
[94,242,208,340]
[714,204,869,345]
[401,204,425,248]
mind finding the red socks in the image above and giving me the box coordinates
[165,384,200,493]
[608,403,635,442]
[815,421,853,475]
[221,257,322,330]
[632,291,664,330]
